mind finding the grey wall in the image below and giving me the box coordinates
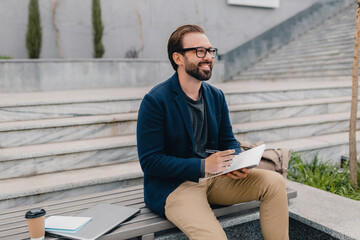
[0,59,224,92]
[0,0,319,59]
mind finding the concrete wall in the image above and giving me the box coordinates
[0,0,319,59]
[0,58,224,92]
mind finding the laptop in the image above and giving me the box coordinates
[46,203,140,240]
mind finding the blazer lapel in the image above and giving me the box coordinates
[171,74,194,145]
[202,83,217,149]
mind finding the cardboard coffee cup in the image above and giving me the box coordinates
[25,209,46,240]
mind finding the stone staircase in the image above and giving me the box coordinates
[1,2,360,210]
[1,79,359,210]
[0,88,147,209]
[232,4,356,81]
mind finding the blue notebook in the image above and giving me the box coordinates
[45,216,92,233]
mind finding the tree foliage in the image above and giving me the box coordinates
[92,0,105,58]
[26,0,42,59]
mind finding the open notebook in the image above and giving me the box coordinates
[201,144,266,181]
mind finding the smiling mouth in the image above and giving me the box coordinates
[198,62,212,71]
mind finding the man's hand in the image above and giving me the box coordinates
[205,149,235,174]
[224,168,251,179]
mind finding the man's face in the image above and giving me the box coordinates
[181,33,214,81]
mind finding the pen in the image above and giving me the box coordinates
[206,149,219,154]
[206,149,238,155]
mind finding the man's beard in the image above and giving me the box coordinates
[184,60,213,81]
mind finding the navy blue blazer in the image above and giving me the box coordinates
[136,73,241,216]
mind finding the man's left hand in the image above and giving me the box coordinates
[224,168,251,179]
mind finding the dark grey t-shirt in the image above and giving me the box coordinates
[185,89,207,177]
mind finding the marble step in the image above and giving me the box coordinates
[288,28,354,39]
[297,24,354,36]
[275,45,353,58]
[270,47,353,61]
[0,112,137,148]
[284,33,354,45]
[1,95,353,148]
[0,87,148,122]
[246,61,353,74]
[250,55,353,68]
[1,81,354,125]
[0,135,137,180]
[257,56,353,70]
[296,21,355,35]
[312,11,354,24]
[311,15,354,25]
[3,106,353,180]
[260,48,353,62]
[273,41,353,56]
[267,130,360,165]
[218,80,353,104]
[233,70,353,81]
[238,62,353,76]
[268,51,352,64]
[2,130,359,210]
[0,162,143,210]
[315,8,354,23]
[233,111,359,143]
[258,54,352,67]
[258,51,353,66]
[304,25,354,36]
[229,96,356,123]
[287,31,354,46]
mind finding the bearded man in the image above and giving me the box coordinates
[136,24,289,240]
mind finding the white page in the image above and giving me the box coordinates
[45,216,92,232]
[201,144,266,181]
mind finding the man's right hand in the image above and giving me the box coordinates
[205,149,235,174]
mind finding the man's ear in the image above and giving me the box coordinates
[172,52,183,67]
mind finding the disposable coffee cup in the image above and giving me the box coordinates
[25,209,46,240]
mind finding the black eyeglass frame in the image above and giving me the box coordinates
[177,47,218,59]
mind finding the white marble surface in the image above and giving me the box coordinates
[0,114,137,147]
[227,88,352,105]
[233,111,358,142]
[229,96,354,123]
[0,161,143,209]
[236,120,356,143]
[231,104,328,124]
[0,100,141,122]
[0,80,357,206]
[0,135,137,179]
[1,147,138,179]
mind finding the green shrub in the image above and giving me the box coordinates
[26,0,42,59]
[92,0,105,58]
[288,153,360,200]
[0,56,12,59]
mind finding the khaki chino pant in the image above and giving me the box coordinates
[164,169,289,240]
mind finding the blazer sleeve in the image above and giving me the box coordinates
[137,94,201,182]
[217,90,241,154]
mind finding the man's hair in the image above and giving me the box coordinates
[167,24,205,71]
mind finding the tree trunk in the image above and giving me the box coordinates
[350,0,360,188]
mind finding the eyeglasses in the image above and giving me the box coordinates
[177,47,218,58]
